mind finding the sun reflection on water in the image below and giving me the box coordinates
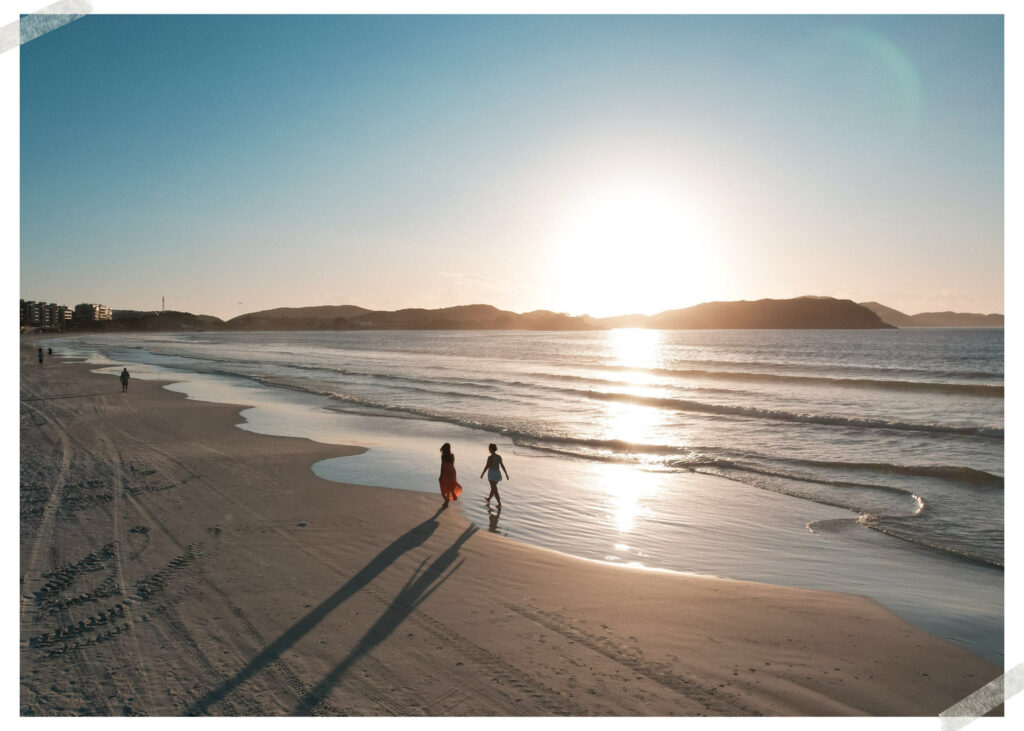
[601,401,662,445]
[608,327,665,372]
[597,329,670,446]
[597,463,666,533]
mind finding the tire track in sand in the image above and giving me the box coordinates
[20,383,119,716]
[96,431,160,715]
[19,394,72,605]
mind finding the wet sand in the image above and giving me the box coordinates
[19,343,1001,716]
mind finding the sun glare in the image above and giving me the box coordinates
[609,327,664,371]
[547,183,721,317]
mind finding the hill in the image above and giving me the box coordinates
[226,305,372,331]
[857,302,917,327]
[593,297,893,329]
[860,302,1003,328]
[346,304,593,330]
[54,298,1003,333]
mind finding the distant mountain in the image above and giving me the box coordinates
[910,311,1004,327]
[860,302,1004,328]
[57,298,1000,333]
[593,297,893,330]
[226,305,372,331]
[347,304,593,330]
[585,313,650,329]
[858,302,917,327]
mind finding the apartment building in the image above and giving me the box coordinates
[73,303,113,322]
[20,300,73,330]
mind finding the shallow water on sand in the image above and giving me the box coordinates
[47,331,1004,663]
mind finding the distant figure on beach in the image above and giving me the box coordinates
[38,347,43,366]
[47,347,52,356]
[120,367,131,392]
[480,443,509,507]
[438,442,463,508]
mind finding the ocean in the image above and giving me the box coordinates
[44,328,1004,662]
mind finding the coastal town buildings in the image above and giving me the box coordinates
[73,303,113,322]
[20,299,114,331]
[20,300,74,330]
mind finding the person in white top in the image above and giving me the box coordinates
[480,443,509,507]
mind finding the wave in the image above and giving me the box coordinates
[805,517,1002,568]
[768,457,1004,486]
[246,355,1004,398]
[76,348,1007,482]
[684,460,923,500]
[859,515,1003,568]
[125,338,1005,398]
[690,463,925,518]
[254,377,1003,484]
[572,388,1003,438]
[320,392,709,454]
[591,364,1003,396]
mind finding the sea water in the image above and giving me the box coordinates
[44,328,1004,662]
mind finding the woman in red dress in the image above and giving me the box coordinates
[438,442,463,508]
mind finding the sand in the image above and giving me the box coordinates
[19,342,1001,716]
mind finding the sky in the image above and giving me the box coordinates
[15,8,1005,320]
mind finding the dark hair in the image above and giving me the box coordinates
[440,443,451,454]
[488,443,497,452]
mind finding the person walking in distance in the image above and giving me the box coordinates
[120,367,131,393]
[480,443,509,507]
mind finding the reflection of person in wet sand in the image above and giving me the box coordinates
[480,443,509,507]
[438,442,462,509]
[120,367,131,392]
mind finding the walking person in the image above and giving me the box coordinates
[37,347,43,366]
[480,443,509,507]
[438,442,462,509]
[120,367,131,393]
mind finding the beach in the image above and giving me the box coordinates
[18,342,1001,716]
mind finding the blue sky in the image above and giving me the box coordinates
[18,12,1004,319]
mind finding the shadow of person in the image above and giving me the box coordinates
[292,524,479,715]
[187,507,446,715]
[488,505,502,534]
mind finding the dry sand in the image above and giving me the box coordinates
[18,342,1001,716]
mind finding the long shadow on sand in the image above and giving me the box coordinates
[291,523,479,715]
[186,507,447,715]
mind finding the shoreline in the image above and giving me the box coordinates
[55,333,1003,663]
[20,345,1002,716]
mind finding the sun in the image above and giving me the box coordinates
[546,182,721,317]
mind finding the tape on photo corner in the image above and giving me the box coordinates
[0,0,92,55]
[940,662,1023,730]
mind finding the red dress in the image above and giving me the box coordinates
[439,455,462,501]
